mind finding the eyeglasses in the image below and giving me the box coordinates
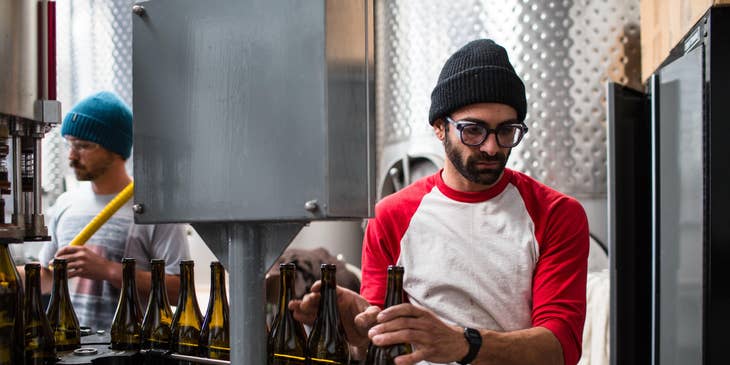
[444,116,528,148]
[65,139,99,152]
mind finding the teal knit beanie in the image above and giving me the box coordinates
[61,91,133,159]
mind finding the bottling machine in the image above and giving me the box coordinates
[131,1,375,364]
[0,0,59,244]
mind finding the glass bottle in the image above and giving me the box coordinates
[0,243,23,364]
[141,259,173,350]
[23,263,56,364]
[110,258,143,350]
[199,261,230,360]
[268,263,308,365]
[170,260,202,362]
[45,258,80,351]
[307,264,350,365]
[365,266,412,365]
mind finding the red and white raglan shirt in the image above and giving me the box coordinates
[361,168,588,365]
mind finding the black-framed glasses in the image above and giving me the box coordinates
[445,116,528,148]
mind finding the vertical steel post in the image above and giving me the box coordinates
[228,223,267,365]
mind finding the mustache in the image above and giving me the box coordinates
[69,160,83,169]
[471,152,507,163]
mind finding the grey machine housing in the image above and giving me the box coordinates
[133,0,375,224]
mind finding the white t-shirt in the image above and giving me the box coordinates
[39,183,189,331]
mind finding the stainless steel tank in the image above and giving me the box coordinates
[375,0,642,243]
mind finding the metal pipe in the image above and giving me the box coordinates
[229,223,266,365]
[11,122,24,228]
[33,136,42,216]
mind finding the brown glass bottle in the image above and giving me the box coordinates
[268,263,308,365]
[24,263,56,365]
[199,261,230,360]
[170,260,202,363]
[141,259,173,350]
[110,258,143,350]
[0,243,23,364]
[307,264,350,365]
[365,266,412,365]
[45,258,80,351]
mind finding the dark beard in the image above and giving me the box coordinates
[69,157,113,181]
[444,135,508,186]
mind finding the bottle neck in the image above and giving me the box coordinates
[25,266,44,313]
[120,261,139,307]
[150,263,170,309]
[383,271,404,309]
[178,264,199,312]
[51,263,72,301]
[318,269,339,321]
[277,269,295,316]
[210,265,228,307]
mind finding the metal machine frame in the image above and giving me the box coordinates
[132,1,375,364]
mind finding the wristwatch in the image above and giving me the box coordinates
[457,327,482,365]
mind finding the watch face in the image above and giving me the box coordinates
[465,327,482,344]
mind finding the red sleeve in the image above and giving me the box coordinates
[513,173,589,365]
[360,216,395,308]
[360,174,436,308]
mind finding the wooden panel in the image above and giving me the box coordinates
[640,0,730,79]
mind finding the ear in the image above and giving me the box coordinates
[433,119,446,141]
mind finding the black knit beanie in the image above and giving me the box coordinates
[428,39,527,124]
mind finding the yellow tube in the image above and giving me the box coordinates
[69,181,135,246]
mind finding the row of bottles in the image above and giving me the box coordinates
[267,263,411,365]
[110,258,231,361]
[1,243,80,365]
[2,242,410,365]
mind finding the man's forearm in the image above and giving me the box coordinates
[472,326,563,365]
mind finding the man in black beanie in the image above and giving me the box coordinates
[291,40,588,365]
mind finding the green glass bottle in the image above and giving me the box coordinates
[45,258,80,351]
[23,263,56,365]
[307,264,350,365]
[199,261,230,360]
[268,263,308,365]
[0,243,23,364]
[170,260,202,363]
[364,266,412,365]
[110,258,143,350]
[141,259,173,350]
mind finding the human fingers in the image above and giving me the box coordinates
[370,327,422,348]
[65,263,85,278]
[376,303,424,322]
[54,245,83,257]
[309,280,322,293]
[354,305,381,332]
[394,349,428,365]
[289,293,320,325]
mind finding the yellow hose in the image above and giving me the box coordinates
[69,181,135,246]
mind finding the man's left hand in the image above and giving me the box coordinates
[368,303,470,365]
[54,245,119,282]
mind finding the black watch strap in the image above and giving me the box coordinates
[457,327,482,365]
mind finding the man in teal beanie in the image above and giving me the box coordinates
[61,90,133,161]
[24,91,190,331]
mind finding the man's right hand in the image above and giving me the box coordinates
[289,280,374,348]
[54,245,120,284]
